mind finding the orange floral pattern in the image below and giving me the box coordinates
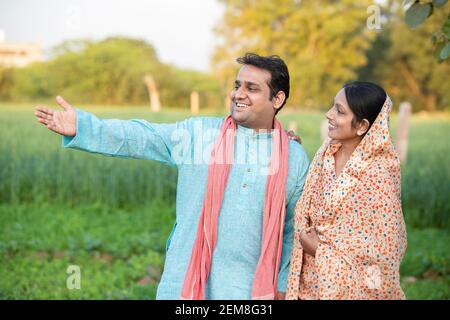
[286,97,407,300]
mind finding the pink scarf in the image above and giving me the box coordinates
[180,115,289,300]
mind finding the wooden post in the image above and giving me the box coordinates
[190,91,199,115]
[320,119,329,142]
[143,74,161,113]
[395,101,412,164]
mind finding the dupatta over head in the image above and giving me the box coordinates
[286,96,407,300]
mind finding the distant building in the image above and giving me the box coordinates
[0,30,42,68]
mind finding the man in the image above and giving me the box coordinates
[34,53,310,300]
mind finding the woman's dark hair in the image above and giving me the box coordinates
[343,81,387,128]
[236,53,290,114]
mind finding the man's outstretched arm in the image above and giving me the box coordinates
[34,96,185,166]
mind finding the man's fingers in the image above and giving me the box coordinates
[35,106,54,116]
[56,96,72,110]
[37,117,51,126]
[40,118,58,133]
[34,110,53,120]
[37,116,57,128]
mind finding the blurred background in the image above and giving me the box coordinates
[0,0,448,299]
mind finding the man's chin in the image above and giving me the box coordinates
[231,112,246,124]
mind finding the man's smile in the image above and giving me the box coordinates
[234,102,250,111]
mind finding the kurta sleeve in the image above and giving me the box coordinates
[276,148,310,293]
[313,171,407,299]
[63,109,193,167]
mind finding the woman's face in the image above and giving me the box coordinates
[325,88,365,142]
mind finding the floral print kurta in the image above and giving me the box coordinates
[286,97,407,300]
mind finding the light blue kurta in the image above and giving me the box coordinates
[63,109,310,299]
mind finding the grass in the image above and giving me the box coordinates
[0,104,449,299]
[0,203,447,299]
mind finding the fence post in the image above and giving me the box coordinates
[395,101,412,164]
[190,91,199,115]
[320,119,329,142]
[143,74,161,113]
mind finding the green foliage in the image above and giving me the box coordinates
[0,106,184,207]
[0,204,170,299]
[359,3,450,112]
[404,0,450,62]
[213,0,376,109]
[405,1,433,29]
[2,37,222,109]
[401,228,450,277]
[212,0,449,111]
[1,106,448,227]
[0,106,448,299]
[0,204,447,299]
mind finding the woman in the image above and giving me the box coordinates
[286,81,407,300]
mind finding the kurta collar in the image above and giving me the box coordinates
[236,124,273,139]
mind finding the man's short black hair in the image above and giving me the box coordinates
[236,53,290,114]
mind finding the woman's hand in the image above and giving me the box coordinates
[300,226,320,257]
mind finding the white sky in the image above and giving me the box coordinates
[0,0,224,72]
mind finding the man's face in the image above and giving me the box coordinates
[230,65,277,130]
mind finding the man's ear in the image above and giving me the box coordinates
[357,119,370,136]
[273,91,286,112]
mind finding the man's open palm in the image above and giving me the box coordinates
[34,96,77,136]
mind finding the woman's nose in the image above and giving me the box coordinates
[325,108,333,120]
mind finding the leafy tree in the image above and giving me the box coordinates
[404,0,450,61]
[5,37,222,108]
[359,2,450,111]
[212,0,377,109]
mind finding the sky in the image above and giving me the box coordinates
[0,0,224,72]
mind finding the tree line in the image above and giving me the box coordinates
[0,1,448,111]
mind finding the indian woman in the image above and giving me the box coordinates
[286,81,407,300]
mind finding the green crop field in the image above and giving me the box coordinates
[0,104,449,299]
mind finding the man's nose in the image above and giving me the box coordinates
[234,86,246,100]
